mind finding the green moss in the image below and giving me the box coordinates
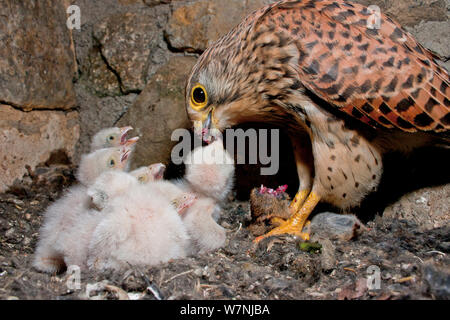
[299,242,322,254]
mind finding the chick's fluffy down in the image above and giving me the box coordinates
[87,184,190,271]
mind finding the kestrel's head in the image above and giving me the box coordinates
[186,54,236,134]
[185,26,300,142]
[185,42,268,140]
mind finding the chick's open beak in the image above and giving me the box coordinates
[124,136,139,147]
[121,149,131,163]
[120,139,137,164]
[149,163,166,180]
[176,194,198,215]
[119,126,134,144]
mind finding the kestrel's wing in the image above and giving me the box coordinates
[255,0,450,132]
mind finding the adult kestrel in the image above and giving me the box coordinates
[185,0,450,242]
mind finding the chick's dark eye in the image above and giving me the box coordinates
[109,136,115,140]
[193,87,206,104]
[110,159,115,166]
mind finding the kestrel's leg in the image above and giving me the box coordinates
[254,188,320,242]
[266,136,313,226]
[290,136,314,211]
[254,135,316,243]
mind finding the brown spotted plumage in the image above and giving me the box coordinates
[185,0,450,241]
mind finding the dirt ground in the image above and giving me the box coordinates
[0,157,449,300]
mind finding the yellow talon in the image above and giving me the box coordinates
[269,217,286,226]
[254,191,320,243]
[289,189,309,213]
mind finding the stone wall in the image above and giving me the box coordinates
[0,0,79,192]
[1,0,448,192]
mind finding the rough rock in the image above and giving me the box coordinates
[383,184,450,231]
[318,238,336,271]
[70,0,174,159]
[92,10,167,93]
[84,47,122,96]
[310,212,365,241]
[71,0,145,69]
[74,83,138,158]
[0,105,79,192]
[72,0,172,97]
[406,20,450,70]
[407,21,450,59]
[117,56,196,168]
[165,0,276,52]
[352,0,448,26]
[0,0,76,110]
[423,262,450,299]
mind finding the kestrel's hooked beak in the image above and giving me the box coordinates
[119,126,134,145]
[201,109,217,144]
[203,110,212,130]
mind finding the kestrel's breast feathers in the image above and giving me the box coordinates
[244,0,450,133]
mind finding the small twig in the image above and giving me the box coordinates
[426,250,446,256]
[104,284,129,300]
[216,252,232,261]
[343,267,357,273]
[395,276,415,283]
[127,263,164,300]
[233,223,242,236]
[3,271,26,290]
[162,269,194,285]
[146,283,164,301]
[200,284,219,288]
[0,198,23,206]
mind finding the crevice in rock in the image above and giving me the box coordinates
[95,43,125,93]
[142,0,172,8]
[94,42,142,96]
[112,104,132,126]
[0,100,79,113]
[44,150,72,166]
[162,30,203,56]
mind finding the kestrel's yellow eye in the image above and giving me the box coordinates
[190,84,208,110]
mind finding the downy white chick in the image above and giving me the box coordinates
[171,193,198,215]
[149,140,235,253]
[90,126,139,172]
[77,145,133,186]
[184,139,235,202]
[130,163,166,184]
[90,126,134,151]
[59,168,157,269]
[183,140,235,252]
[129,163,200,215]
[86,173,189,271]
[88,163,166,211]
[33,145,135,273]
